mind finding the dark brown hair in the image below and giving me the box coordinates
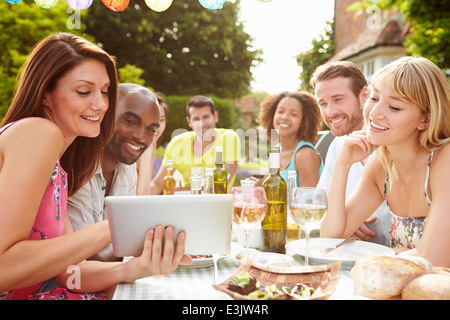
[1,32,118,196]
[258,91,322,143]
[185,95,215,118]
[156,95,169,146]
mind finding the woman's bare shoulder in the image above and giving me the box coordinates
[295,144,321,159]
[2,117,63,142]
[0,118,64,159]
[431,143,450,173]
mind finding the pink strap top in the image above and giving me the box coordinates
[0,121,67,299]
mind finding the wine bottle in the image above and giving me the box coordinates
[213,146,227,194]
[163,160,175,195]
[261,146,287,253]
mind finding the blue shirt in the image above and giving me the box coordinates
[280,141,324,185]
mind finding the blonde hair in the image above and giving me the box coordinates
[372,56,450,174]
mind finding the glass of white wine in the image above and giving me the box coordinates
[289,187,327,266]
[231,183,267,260]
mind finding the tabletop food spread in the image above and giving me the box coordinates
[113,237,450,300]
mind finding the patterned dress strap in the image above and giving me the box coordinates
[423,151,434,206]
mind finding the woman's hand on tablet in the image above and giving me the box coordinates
[124,225,192,282]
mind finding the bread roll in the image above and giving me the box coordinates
[402,274,450,300]
[351,255,432,299]
[433,266,450,275]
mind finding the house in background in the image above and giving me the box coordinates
[330,0,408,82]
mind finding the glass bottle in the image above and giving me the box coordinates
[213,146,227,194]
[163,160,175,195]
[204,168,214,194]
[261,145,287,253]
[287,170,301,242]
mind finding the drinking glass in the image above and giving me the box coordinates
[203,168,214,194]
[230,185,267,260]
[190,167,205,187]
[289,187,327,265]
[190,176,202,194]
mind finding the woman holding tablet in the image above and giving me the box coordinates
[0,33,191,300]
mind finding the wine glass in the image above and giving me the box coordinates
[230,184,267,260]
[289,187,327,266]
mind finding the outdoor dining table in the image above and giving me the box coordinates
[112,251,356,300]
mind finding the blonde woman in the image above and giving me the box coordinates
[321,57,450,267]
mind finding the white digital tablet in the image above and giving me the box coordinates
[105,194,233,257]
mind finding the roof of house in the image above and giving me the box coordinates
[329,18,406,61]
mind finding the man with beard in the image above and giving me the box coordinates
[68,83,161,261]
[149,95,240,194]
[311,61,390,246]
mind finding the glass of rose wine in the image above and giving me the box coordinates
[289,187,327,266]
[231,182,267,261]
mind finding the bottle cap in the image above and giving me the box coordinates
[215,146,223,152]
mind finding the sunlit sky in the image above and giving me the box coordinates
[238,0,335,94]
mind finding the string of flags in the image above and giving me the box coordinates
[4,0,272,12]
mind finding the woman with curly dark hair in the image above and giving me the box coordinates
[258,91,324,186]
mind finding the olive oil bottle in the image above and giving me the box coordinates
[163,160,175,195]
[213,146,227,194]
[261,146,287,253]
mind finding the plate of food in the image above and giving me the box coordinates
[180,241,244,269]
[285,238,395,267]
[213,261,342,300]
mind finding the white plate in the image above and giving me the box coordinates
[286,238,395,267]
[180,242,244,269]
[236,249,294,267]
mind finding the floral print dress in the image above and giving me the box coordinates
[384,152,433,249]
[0,121,106,300]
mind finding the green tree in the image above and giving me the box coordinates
[0,0,89,119]
[349,0,450,69]
[118,64,146,86]
[84,0,261,98]
[296,21,335,93]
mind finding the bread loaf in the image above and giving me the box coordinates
[402,274,450,300]
[351,255,432,299]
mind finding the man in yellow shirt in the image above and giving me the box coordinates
[149,95,240,194]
